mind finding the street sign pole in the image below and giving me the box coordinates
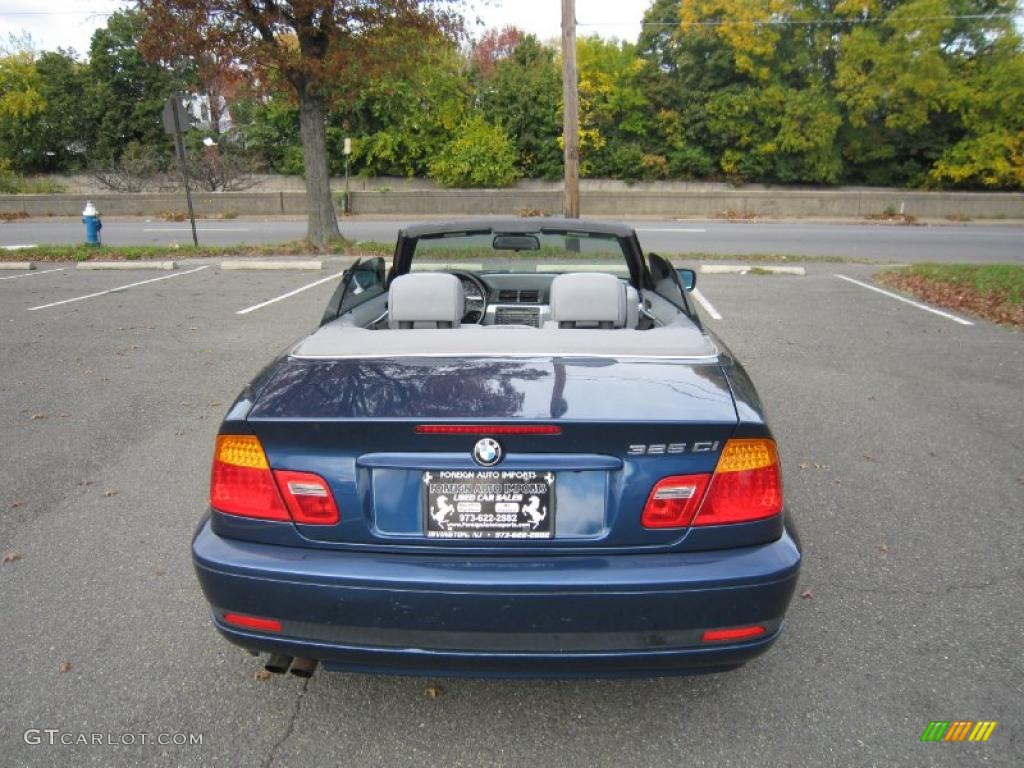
[343,138,352,216]
[164,94,198,247]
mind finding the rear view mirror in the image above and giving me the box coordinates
[493,234,540,252]
[676,268,697,291]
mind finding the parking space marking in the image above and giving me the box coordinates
[236,270,346,315]
[834,274,974,326]
[27,265,209,311]
[692,288,723,320]
[637,227,707,233]
[142,227,252,232]
[1,244,38,250]
[0,267,65,282]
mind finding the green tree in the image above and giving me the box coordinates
[344,44,471,178]
[88,10,184,168]
[476,34,563,179]
[0,51,46,171]
[33,51,94,171]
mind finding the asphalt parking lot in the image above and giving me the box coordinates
[1,260,1021,767]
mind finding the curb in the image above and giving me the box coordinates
[77,261,177,270]
[220,259,322,271]
[700,265,806,276]
[0,262,34,270]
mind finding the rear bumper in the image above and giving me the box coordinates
[193,519,801,678]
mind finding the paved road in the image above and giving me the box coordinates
[2,216,1022,262]
[0,264,1020,766]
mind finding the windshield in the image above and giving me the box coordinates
[411,230,631,275]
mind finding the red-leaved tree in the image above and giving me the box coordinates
[471,26,522,76]
[136,1,462,247]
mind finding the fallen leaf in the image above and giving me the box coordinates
[863,454,878,462]
[2,550,23,563]
[30,413,47,420]
[102,489,119,498]
[798,462,811,470]
[879,543,889,554]
[800,590,814,600]
[424,684,445,699]
[78,480,94,487]
[832,479,842,486]
[9,500,26,508]
[254,669,272,682]
[58,660,71,673]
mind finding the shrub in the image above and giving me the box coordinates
[428,116,520,188]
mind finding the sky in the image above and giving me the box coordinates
[0,1,647,57]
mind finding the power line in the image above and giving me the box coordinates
[578,13,1021,28]
[0,10,117,15]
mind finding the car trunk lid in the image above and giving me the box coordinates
[246,356,738,550]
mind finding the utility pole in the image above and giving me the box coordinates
[561,0,580,219]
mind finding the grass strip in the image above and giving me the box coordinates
[876,263,1024,327]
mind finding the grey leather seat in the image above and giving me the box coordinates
[548,272,635,329]
[388,273,464,329]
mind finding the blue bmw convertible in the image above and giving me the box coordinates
[193,218,802,678]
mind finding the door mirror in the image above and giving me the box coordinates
[676,268,697,292]
[319,256,387,326]
[348,260,385,295]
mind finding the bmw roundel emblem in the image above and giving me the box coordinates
[473,438,503,467]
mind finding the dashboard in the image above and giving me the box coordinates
[452,272,552,327]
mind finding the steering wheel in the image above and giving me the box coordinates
[450,270,489,324]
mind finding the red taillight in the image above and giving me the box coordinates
[223,612,282,633]
[210,435,289,521]
[210,435,339,525]
[273,470,339,525]
[640,474,711,528]
[415,424,561,435]
[702,625,766,643]
[640,439,782,529]
[692,439,782,526]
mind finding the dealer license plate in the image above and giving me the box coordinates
[424,470,555,539]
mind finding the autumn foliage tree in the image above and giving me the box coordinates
[136,1,462,247]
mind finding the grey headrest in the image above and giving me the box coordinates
[388,273,464,329]
[549,272,628,328]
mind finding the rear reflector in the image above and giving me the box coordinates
[702,625,766,643]
[273,470,339,525]
[223,612,282,633]
[210,435,289,521]
[416,424,561,435]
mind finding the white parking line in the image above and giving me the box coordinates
[236,270,346,315]
[142,227,252,233]
[637,228,707,233]
[27,265,209,311]
[1,244,38,250]
[692,288,723,320]
[0,267,65,282]
[834,274,974,326]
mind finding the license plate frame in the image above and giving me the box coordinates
[424,470,555,540]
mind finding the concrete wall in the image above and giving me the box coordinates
[2,188,1022,219]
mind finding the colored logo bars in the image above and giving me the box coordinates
[921,721,997,742]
